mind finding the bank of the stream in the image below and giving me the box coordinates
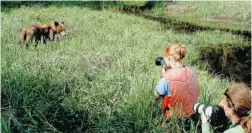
[118,3,251,85]
[199,43,251,86]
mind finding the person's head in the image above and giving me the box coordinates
[220,83,251,133]
[163,44,186,68]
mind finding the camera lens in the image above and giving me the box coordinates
[193,103,205,114]
[193,103,228,126]
[155,57,164,66]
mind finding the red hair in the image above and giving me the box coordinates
[163,44,186,61]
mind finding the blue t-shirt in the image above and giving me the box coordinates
[156,77,171,97]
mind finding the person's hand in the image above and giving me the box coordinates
[200,110,209,124]
[162,65,166,73]
[155,90,161,100]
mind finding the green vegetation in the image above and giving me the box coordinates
[147,1,251,32]
[2,1,250,32]
[1,1,149,12]
[1,3,249,133]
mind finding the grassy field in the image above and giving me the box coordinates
[1,4,248,133]
[147,1,251,32]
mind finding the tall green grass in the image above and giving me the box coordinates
[1,6,244,132]
[148,1,251,32]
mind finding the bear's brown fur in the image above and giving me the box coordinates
[40,21,66,41]
[20,21,66,48]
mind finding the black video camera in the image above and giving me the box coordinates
[193,103,228,126]
[155,57,168,70]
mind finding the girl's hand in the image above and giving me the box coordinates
[155,90,161,100]
[200,110,209,124]
[162,66,166,73]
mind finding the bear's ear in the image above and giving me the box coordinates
[54,21,59,26]
[61,21,64,25]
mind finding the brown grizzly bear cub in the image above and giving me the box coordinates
[20,21,66,48]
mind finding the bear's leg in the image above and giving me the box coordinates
[34,36,40,48]
[25,35,32,48]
